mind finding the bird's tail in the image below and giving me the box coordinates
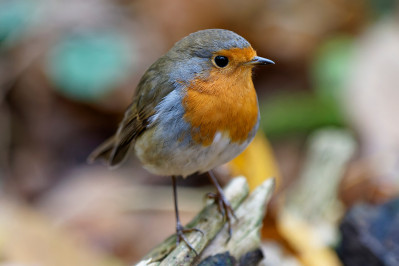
[87,134,133,168]
[87,135,117,165]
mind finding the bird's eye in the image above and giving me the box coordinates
[214,56,229,68]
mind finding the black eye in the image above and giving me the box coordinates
[214,56,229,68]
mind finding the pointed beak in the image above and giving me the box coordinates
[246,56,275,66]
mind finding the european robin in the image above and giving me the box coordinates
[88,29,274,253]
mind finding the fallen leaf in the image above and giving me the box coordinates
[227,131,280,191]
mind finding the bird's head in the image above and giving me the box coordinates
[168,29,274,83]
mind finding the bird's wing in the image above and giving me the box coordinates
[88,57,175,166]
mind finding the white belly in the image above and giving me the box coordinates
[134,129,252,177]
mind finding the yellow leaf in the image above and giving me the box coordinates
[277,211,342,266]
[227,131,280,191]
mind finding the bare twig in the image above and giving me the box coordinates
[136,177,275,266]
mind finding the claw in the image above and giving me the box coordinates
[205,192,218,199]
[207,190,236,239]
[207,171,238,241]
[175,221,203,255]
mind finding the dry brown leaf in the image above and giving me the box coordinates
[0,199,121,266]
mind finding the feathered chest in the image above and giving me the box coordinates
[182,67,259,146]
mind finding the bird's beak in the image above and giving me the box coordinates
[246,56,275,66]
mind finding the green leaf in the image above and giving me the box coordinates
[46,32,134,102]
[0,0,35,45]
[311,35,355,102]
[260,92,344,139]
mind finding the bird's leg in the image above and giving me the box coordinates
[206,171,237,241]
[171,176,203,255]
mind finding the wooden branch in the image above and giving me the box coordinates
[198,177,275,263]
[284,129,356,221]
[278,129,356,266]
[136,177,275,266]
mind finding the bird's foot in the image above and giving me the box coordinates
[206,191,237,241]
[175,221,204,255]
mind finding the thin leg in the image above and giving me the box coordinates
[206,171,237,241]
[172,176,203,255]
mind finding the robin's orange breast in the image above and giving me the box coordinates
[182,65,259,146]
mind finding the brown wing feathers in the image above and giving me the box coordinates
[88,102,150,166]
[88,56,173,167]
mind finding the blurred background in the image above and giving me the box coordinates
[1,0,399,265]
